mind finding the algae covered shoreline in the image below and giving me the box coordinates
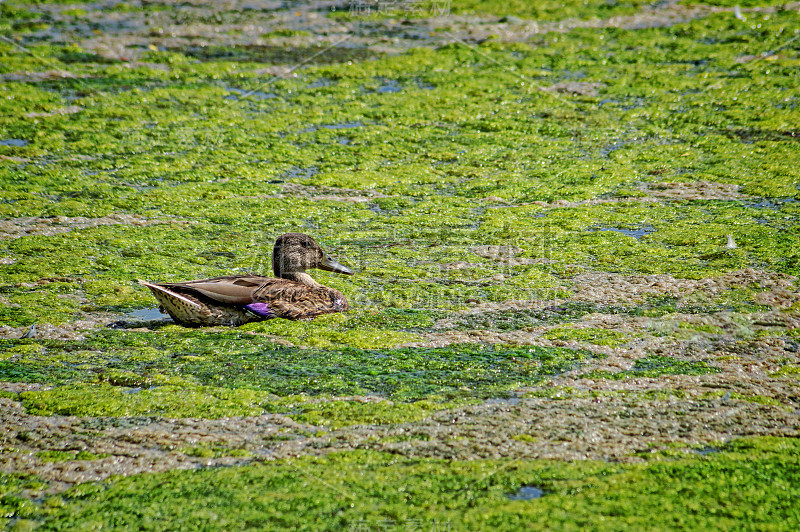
[1,0,799,529]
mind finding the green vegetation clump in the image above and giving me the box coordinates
[5,331,595,419]
[584,355,721,379]
[8,437,798,531]
[0,472,49,528]
[771,364,800,378]
[21,383,274,418]
[541,326,630,347]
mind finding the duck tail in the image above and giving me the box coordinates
[137,280,204,310]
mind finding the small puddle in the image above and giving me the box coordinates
[694,446,719,456]
[507,485,544,501]
[281,166,319,179]
[599,139,629,157]
[122,386,160,395]
[0,139,29,147]
[375,79,402,94]
[744,198,798,210]
[109,307,168,329]
[590,226,657,239]
[125,307,166,321]
[322,121,363,130]
[307,79,331,88]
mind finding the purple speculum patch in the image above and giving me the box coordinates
[244,302,274,318]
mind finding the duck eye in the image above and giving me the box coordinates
[300,241,311,248]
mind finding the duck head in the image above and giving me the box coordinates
[272,232,353,279]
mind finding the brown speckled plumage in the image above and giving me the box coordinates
[138,233,353,327]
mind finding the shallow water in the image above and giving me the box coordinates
[507,486,545,500]
[590,225,657,239]
[123,307,167,321]
[0,139,28,147]
[224,87,278,100]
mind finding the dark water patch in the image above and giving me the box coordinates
[307,78,331,88]
[599,139,632,157]
[507,485,544,500]
[743,198,798,210]
[694,447,720,456]
[224,86,277,100]
[375,79,402,94]
[323,121,363,130]
[621,97,648,111]
[559,70,587,79]
[35,77,149,99]
[590,225,657,239]
[0,139,29,147]
[280,166,318,179]
[300,121,363,134]
[123,307,166,321]
[671,59,710,67]
[57,50,121,64]
[720,128,800,144]
[175,45,380,65]
[306,121,363,133]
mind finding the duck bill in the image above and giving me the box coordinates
[318,255,354,275]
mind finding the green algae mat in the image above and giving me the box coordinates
[1,0,800,530]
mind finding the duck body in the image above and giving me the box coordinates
[139,233,353,327]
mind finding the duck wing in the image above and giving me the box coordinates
[158,275,272,305]
[252,280,349,320]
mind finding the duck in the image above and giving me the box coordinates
[138,232,353,327]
